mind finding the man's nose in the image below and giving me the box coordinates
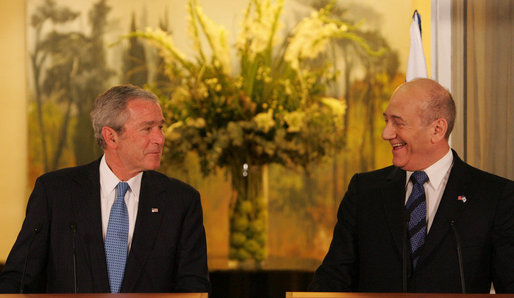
[153,128,165,145]
[382,122,395,140]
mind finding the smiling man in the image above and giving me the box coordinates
[309,78,514,293]
[0,85,210,293]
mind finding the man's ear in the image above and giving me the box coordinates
[431,118,448,143]
[101,126,118,148]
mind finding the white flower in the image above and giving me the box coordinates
[165,121,184,141]
[321,97,346,117]
[321,97,347,129]
[186,117,206,128]
[236,0,284,59]
[284,111,305,132]
[140,27,188,66]
[190,0,232,74]
[285,11,349,71]
[253,109,275,133]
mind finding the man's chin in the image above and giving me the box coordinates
[396,161,419,172]
[392,156,406,169]
[149,162,161,170]
[144,158,161,171]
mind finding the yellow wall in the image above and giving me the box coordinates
[0,0,28,262]
[0,0,431,263]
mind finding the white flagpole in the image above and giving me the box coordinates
[406,10,428,81]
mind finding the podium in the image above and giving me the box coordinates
[286,292,511,297]
[0,294,207,298]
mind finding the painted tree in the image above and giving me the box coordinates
[72,0,115,166]
[29,0,80,172]
[29,0,114,177]
[153,9,178,93]
[123,12,148,86]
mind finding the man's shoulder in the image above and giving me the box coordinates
[452,149,513,186]
[355,165,399,180]
[344,165,402,192]
[142,170,200,196]
[37,159,99,182]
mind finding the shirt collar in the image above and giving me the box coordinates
[99,155,142,201]
[406,148,453,190]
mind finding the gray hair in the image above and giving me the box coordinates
[421,82,456,139]
[90,84,159,149]
[408,78,456,139]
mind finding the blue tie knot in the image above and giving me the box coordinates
[411,171,428,185]
[117,182,129,198]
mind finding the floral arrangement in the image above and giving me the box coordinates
[130,0,380,265]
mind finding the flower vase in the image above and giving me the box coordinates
[228,162,268,269]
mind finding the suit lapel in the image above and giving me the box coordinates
[122,171,164,292]
[70,159,110,292]
[382,167,408,257]
[417,151,469,268]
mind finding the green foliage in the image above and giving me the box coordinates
[128,0,384,176]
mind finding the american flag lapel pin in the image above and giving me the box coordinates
[457,195,467,203]
[151,208,159,213]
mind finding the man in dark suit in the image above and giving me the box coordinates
[0,85,210,293]
[310,78,514,293]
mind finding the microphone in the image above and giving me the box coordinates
[402,212,410,292]
[449,219,466,293]
[20,226,41,293]
[70,223,78,294]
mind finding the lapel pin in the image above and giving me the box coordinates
[457,195,467,203]
[151,208,159,213]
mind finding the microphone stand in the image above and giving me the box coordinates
[70,224,78,294]
[449,220,466,293]
[20,226,40,293]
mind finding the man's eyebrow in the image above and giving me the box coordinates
[141,119,165,126]
[383,113,404,122]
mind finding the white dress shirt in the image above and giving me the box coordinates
[405,149,453,232]
[99,155,142,251]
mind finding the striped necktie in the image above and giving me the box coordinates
[406,171,429,270]
[105,182,129,293]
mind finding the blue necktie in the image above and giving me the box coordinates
[406,171,429,270]
[105,182,129,293]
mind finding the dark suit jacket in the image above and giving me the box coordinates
[310,151,514,293]
[0,159,210,293]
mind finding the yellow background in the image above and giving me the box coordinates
[0,0,430,262]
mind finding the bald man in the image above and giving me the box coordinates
[309,79,514,293]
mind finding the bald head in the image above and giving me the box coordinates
[395,78,456,139]
[382,79,455,170]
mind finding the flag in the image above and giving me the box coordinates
[406,10,428,81]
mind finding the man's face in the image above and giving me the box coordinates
[115,99,165,175]
[381,86,435,171]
